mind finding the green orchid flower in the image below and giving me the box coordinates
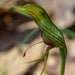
[0,4,67,75]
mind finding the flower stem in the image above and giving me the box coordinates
[60,59,66,75]
[40,49,49,75]
[60,45,67,75]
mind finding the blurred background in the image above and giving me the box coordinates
[0,0,75,75]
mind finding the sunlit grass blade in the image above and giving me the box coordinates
[61,28,75,39]
[19,29,38,52]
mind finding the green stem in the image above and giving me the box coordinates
[59,45,67,75]
[40,47,50,75]
[60,59,66,75]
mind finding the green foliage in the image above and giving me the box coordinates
[19,29,38,51]
[0,67,7,75]
[61,28,75,39]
